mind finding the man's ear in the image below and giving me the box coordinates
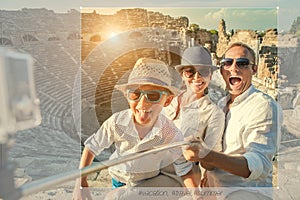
[164,95,174,107]
[252,65,258,75]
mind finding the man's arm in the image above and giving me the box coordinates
[183,147,251,178]
[204,151,250,178]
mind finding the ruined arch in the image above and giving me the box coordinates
[90,34,101,42]
[23,34,38,42]
[171,31,178,38]
[0,37,13,46]
[129,31,143,39]
[48,36,60,41]
[67,32,80,40]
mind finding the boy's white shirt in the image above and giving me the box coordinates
[84,109,192,184]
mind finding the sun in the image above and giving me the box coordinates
[109,32,117,38]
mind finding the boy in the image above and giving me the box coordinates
[73,58,196,200]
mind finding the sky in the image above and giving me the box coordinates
[0,0,299,32]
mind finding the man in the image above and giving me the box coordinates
[183,42,282,200]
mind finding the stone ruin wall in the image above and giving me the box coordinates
[278,34,300,85]
[81,8,190,66]
[82,8,219,60]
[0,8,80,46]
[81,8,189,41]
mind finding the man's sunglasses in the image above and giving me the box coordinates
[220,58,254,69]
[182,67,211,78]
[127,89,168,103]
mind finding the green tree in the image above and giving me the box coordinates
[209,29,218,35]
[189,23,200,32]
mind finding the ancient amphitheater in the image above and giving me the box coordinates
[1,7,300,199]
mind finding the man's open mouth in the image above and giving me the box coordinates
[229,76,242,85]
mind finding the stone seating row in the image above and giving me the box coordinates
[38,91,67,118]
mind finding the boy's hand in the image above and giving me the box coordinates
[73,178,92,200]
[182,136,210,161]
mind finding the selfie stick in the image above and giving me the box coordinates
[7,140,195,199]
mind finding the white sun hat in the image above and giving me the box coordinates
[115,58,181,95]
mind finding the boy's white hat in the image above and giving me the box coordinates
[115,58,180,95]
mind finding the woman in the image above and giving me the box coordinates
[165,46,225,187]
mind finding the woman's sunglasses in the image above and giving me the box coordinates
[220,58,254,70]
[127,89,168,103]
[182,67,211,78]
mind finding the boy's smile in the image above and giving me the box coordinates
[135,108,153,124]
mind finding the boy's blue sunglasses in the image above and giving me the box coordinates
[220,58,254,69]
[127,89,168,102]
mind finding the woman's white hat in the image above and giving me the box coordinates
[175,46,217,72]
[115,58,181,95]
